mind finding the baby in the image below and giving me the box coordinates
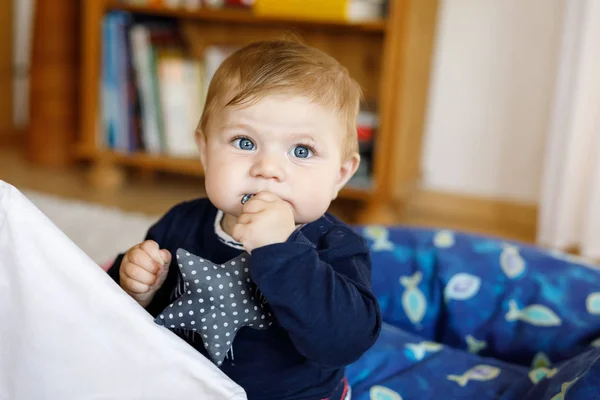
[108,39,382,400]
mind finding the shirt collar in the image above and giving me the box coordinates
[214,209,245,250]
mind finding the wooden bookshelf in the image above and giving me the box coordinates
[76,0,439,223]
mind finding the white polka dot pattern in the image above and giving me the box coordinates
[155,248,274,366]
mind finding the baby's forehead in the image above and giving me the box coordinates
[220,111,344,144]
[223,94,342,124]
[206,92,348,147]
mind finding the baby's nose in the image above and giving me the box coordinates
[249,154,285,181]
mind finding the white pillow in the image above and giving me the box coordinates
[0,180,247,400]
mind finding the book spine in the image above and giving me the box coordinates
[129,25,163,153]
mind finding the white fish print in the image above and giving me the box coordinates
[399,271,427,326]
[505,300,562,327]
[433,230,455,248]
[590,337,600,347]
[444,273,481,302]
[531,352,551,369]
[465,334,487,354]
[586,292,600,315]
[369,385,403,400]
[528,367,558,384]
[405,341,443,361]
[550,378,579,400]
[500,246,526,279]
[447,364,501,387]
[364,226,394,252]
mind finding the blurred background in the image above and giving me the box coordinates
[1,0,599,263]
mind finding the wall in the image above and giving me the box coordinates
[421,0,565,204]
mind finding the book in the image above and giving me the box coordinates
[129,24,162,153]
[253,0,385,22]
[101,12,131,152]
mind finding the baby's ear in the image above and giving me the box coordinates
[333,153,360,198]
[195,128,208,170]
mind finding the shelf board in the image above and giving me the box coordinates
[80,148,204,176]
[104,2,387,33]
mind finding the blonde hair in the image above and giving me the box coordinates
[198,39,362,158]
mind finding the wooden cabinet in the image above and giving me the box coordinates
[74,0,438,223]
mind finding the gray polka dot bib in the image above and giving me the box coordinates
[155,249,274,366]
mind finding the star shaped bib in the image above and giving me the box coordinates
[155,249,274,366]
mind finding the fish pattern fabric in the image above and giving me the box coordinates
[346,226,600,400]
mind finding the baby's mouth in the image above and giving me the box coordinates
[241,194,254,205]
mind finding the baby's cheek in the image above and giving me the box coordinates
[204,164,237,207]
[208,156,240,182]
[297,183,333,221]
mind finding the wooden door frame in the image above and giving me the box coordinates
[358,0,439,224]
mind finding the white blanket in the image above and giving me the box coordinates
[0,181,247,400]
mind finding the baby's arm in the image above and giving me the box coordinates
[250,228,382,368]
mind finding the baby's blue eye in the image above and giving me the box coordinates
[292,145,313,159]
[233,138,255,151]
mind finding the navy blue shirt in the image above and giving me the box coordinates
[108,198,381,400]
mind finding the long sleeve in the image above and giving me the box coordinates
[250,226,382,368]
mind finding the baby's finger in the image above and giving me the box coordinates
[126,248,161,274]
[231,223,247,244]
[124,263,158,286]
[121,275,151,294]
[241,198,267,214]
[237,213,252,224]
[160,249,172,266]
[140,240,167,265]
[253,191,280,202]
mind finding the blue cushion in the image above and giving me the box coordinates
[358,225,600,366]
[346,225,600,399]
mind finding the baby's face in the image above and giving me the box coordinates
[198,94,358,224]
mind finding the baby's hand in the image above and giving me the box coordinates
[232,191,296,253]
[119,240,171,308]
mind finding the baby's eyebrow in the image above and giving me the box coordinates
[221,123,255,132]
[288,132,318,143]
